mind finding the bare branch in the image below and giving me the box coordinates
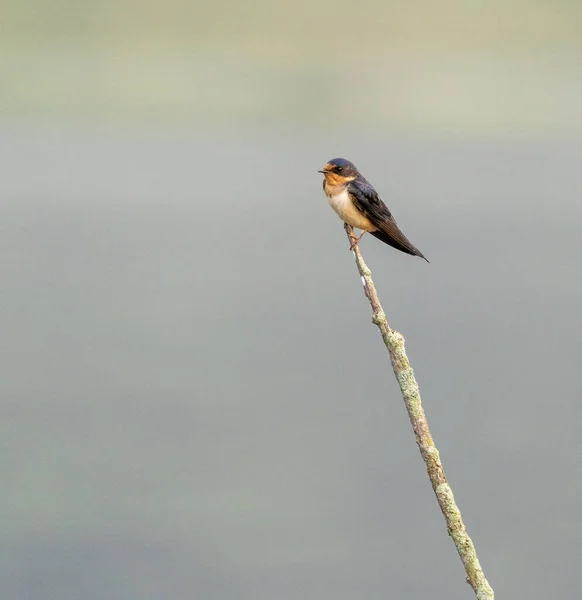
[344,223,494,599]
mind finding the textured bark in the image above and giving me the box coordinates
[344,223,494,600]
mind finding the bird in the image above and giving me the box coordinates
[319,158,428,262]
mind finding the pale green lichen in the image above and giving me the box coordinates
[345,225,494,600]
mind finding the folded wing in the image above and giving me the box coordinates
[348,179,428,261]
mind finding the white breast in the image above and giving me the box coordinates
[327,188,375,231]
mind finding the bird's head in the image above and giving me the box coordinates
[318,158,359,186]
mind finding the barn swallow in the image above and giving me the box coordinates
[319,158,428,262]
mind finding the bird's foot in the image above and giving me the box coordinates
[349,231,366,251]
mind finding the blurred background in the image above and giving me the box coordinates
[1,1,581,599]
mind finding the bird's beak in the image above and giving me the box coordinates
[318,170,328,174]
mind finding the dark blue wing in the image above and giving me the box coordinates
[348,178,428,261]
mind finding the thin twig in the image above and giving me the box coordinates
[344,223,494,599]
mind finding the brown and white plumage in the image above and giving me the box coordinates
[319,157,428,262]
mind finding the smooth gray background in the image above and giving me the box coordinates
[2,1,582,598]
[2,125,581,599]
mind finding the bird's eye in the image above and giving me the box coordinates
[336,166,343,172]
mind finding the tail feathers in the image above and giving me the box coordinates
[369,229,429,262]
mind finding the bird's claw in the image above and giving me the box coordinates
[348,231,366,251]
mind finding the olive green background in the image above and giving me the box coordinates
[2,2,581,599]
